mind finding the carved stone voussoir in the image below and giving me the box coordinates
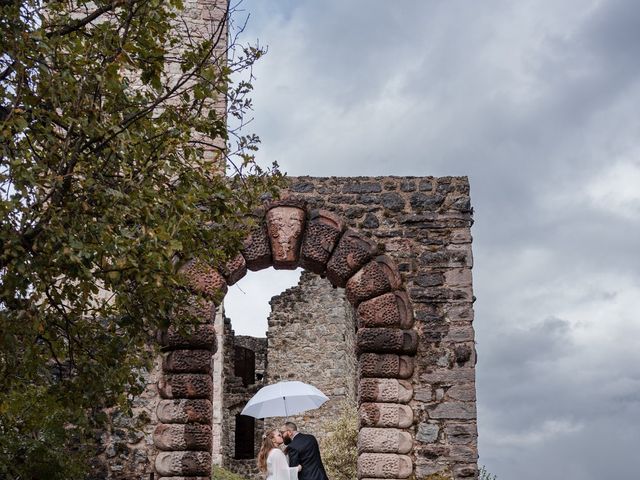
[222,253,247,286]
[358,378,414,404]
[179,259,228,302]
[157,374,212,399]
[359,353,414,379]
[153,423,212,451]
[357,453,413,479]
[357,291,414,329]
[155,451,211,477]
[162,349,212,374]
[158,324,216,351]
[326,229,379,287]
[266,205,306,269]
[359,403,414,428]
[346,256,402,305]
[241,215,272,271]
[300,209,345,274]
[357,328,418,355]
[358,428,413,454]
[156,399,213,424]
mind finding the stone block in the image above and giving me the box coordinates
[346,256,402,305]
[157,374,212,399]
[357,291,414,329]
[157,324,216,351]
[156,399,212,424]
[419,368,475,385]
[299,209,345,274]
[357,453,413,479]
[359,353,414,379]
[450,445,478,463]
[358,378,413,404]
[416,423,439,443]
[428,402,476,420]
[162,350,212,374]
[446,384,476,402]
[326,229,378,287]
[444,423,477,446]
[241,219,272,271]
[266,202,306,269]
[153,424,212,451]
[357,328,417,355]
[358,428,412,454]
[222,253,247,286]
[155,451,211,476]
[178,259,227,302]
[359,403,413,428]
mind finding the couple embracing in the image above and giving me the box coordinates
[258,422,329,480]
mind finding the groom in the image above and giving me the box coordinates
[280,422,329,480]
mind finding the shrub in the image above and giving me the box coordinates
[319,400,358,480]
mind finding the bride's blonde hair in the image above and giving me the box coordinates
[257,429,278,473]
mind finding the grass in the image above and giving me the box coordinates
[212,465,250,480]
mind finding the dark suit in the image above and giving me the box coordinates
[287,432,329,480]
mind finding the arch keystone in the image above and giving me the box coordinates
[266,199,307,269]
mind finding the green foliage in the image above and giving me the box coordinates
[0,1,282,477]
[320,400,358,480]
[479,465,498,480]
[212,465,250,480]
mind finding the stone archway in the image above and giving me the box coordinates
[154,196,417,479]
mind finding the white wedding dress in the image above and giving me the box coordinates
[266,448,298,480]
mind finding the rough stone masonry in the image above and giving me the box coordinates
[95,175,477,479]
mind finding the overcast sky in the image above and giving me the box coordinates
[223,1,640,478]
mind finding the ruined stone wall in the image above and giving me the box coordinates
[104,175,476,480]
[264,271,357,438]
[285,176,477,479]
[218,317,266,479]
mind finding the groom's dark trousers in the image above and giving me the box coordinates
[287,432,329,480]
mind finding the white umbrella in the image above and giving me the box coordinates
[240,381,329,419]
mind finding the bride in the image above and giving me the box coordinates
[258,429,302,480]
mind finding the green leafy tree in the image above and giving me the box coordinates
[0,0,281,477]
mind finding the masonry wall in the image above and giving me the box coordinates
[284,176,477,479]
[218,318,266,479]
[264,271,357,437]
[103,175,476,480]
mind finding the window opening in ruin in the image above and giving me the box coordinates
[234,414,256,459]
[234,345,256,387]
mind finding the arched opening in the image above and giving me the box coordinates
[154,197,417,479]
[219,269,357,478]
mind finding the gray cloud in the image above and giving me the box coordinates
[231,1,640,478]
